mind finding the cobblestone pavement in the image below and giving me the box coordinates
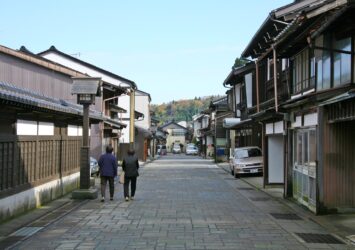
[12,155,352,249]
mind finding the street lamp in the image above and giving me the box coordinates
[71,77,101,199]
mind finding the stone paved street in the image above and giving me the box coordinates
[11,155,351,249]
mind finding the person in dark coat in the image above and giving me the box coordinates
[122,149,139,201]
[98,145,118,202]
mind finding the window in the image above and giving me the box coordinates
[316,34,352,90]
[293,129,316,167]
[245,73,253,108]
[68,125,83,136]
[172,129,185,136]
[292,49,313,94]
[16,120,54,136]
[315,35,331,90]
[235,148,261,159]
[334,37,351,86]
[16,120,37,135]
[38,122,54,136]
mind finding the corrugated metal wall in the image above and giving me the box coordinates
[323,108,355,209]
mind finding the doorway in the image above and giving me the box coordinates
[293,128,317,212]
[267,135,284,183]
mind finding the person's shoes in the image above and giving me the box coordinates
[101,197,105,202]
[125,197,129,202]
[110,197,113,201]
[130,196,134,200]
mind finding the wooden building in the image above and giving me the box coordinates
[223,63,262,152]
[224,0,355,213]
[38,46,152,161]
[0,45,126,160]
[0,44,125,221]
[0,81,103,221]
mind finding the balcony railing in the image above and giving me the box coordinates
[264,70,291,103]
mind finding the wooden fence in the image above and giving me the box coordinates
[0,135,81,198]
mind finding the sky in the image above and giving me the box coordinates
[0,0,292,104]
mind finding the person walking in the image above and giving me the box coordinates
[122,149,139,201]
[98,145,118,202]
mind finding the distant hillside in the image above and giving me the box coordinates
[151,95,222,125]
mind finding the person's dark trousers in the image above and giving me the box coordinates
[101,176,115,198]
[123,176,137,198]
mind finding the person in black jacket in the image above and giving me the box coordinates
[98,145,118,202]
[122,149,139,201]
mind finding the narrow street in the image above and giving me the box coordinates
[10,155,349,250]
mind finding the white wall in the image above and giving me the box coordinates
[117,94,130,143]
[178,121,187,128]
[166,130,186,152]
[41,52,131,154]
[41,53,131,88]
[0,172,80,221]
[193,120,202,137]
[41,52,153,148]
[207,136,213,145]
[202,116,209,128]
[135,92,150,129]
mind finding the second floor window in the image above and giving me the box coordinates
[171,129,185,136]
[333,37,351,86]
[315,34,352,90]
[292,49,315,94]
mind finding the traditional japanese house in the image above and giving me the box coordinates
[197,113,214,157]
[0,44,125,220]
[208,96,233,161]
[237,0,355,213]
[271,0,355,213]
[237,0,324,188]
[38,46,144,159]
[223,63,262,156]
[0,81,106,221]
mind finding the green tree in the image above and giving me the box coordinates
[233,57,249,68]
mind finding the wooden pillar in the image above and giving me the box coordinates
[80,104,90,189]
[129,90,135,150]
[273,47,279,112]
[255,60,260,113]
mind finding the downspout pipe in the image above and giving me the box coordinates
[273,46,279,112]
[255,60,260,113]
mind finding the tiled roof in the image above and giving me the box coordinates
[0,82,133,129]
[0,81,103,120]
[38,46,137,89]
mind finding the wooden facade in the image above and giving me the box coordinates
[0,78,105,199]
[320,98,355,211]
[0,135,81,199]
[223,0,355,213]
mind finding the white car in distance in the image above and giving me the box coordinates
[186,145,198,155]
